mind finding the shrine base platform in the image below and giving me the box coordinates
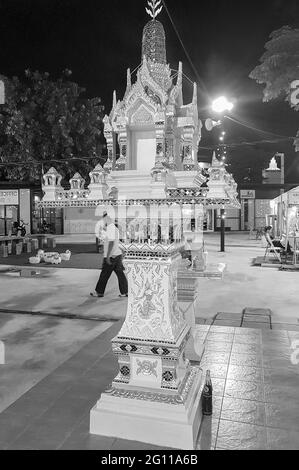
[90,367,203,450]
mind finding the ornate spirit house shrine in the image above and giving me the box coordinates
[38,1,239,236]
[88,1,238,450]
[102,0,202,200]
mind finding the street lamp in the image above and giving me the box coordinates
[211,96,234,114]
[210,96,234,253]
[220,209,226,252]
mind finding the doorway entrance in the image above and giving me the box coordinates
[0,205,19,236]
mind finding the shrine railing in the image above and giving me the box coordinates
[166,188,208,199]
[37,195,240,209]
[56,189,90,201]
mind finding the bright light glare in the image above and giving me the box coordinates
[212,96,234,113]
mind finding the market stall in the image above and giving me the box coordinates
[271,186,299,256]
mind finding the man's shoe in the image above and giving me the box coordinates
[90,292,104,298]
[119,294,128,298]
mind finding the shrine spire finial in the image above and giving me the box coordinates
[145,0,163,19]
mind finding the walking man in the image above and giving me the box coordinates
[90,212,128,298]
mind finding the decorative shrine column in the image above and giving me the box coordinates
[192,203,205,252]
[103,116,115,173]
[177,137,184,170]
[207,153,228,199]
[115,129,127,171]
[88,164,108,200]
[182,126,195,171]
[165,132,175,170]
[165,115,176,169]
[154,115,166,166]
[150,162,168,198]
[90,243,203,449]
[42,167,63,202]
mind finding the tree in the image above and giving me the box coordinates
[249,26,299,149]
[0,70,104,183]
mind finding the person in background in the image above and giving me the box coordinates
[19,220,27,237]
[264,226,291,252]
[11,221,19,236]
[90,212,128,298]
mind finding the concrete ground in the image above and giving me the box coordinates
[0,312,112,413]
[0,322,298,450]
[0,232,298,324]
[0,267,126,320]
[0,232,298,450]
[199,233,299,325]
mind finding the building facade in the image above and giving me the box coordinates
[0,183,41,236]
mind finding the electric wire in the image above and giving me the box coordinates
[131,63,142,76]
[198,135,296,151]
[170,68,195,87]
[225,115,297,140]
[161,0,208,96]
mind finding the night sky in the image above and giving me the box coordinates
[0,0,299,183]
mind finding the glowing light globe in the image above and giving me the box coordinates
[212,96,234,113]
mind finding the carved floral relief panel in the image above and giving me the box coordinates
[131,104,154,126]
[119,257,185,343]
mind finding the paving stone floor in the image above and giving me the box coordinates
[1,231,299,324]
[0,323,299,450]
[197,310,299,332]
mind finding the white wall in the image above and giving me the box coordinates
[64,207,98,234]
[131,130,156,172]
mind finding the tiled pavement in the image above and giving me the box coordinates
[197,309,299,332]
[0,323,299,450]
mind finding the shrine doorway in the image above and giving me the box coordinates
[130,129,156,172]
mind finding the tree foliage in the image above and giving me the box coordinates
[249,26,299,149]
[0,70,104,183]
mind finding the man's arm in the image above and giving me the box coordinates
[106,241,114,261]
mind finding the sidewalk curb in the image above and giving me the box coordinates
[0,308,119,323]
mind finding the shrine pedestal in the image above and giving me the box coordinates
[90,243,203,449]
[90,366,203,449]
[177,270,205,363]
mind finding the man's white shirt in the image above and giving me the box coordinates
[103,223,122,258]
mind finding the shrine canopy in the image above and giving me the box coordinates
[38,0,240,214]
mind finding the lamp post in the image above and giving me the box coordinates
[274,152,285,194]
[211,96,234,253]
[220,208,226,252]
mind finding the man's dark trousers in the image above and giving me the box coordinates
[95,255,128,296]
